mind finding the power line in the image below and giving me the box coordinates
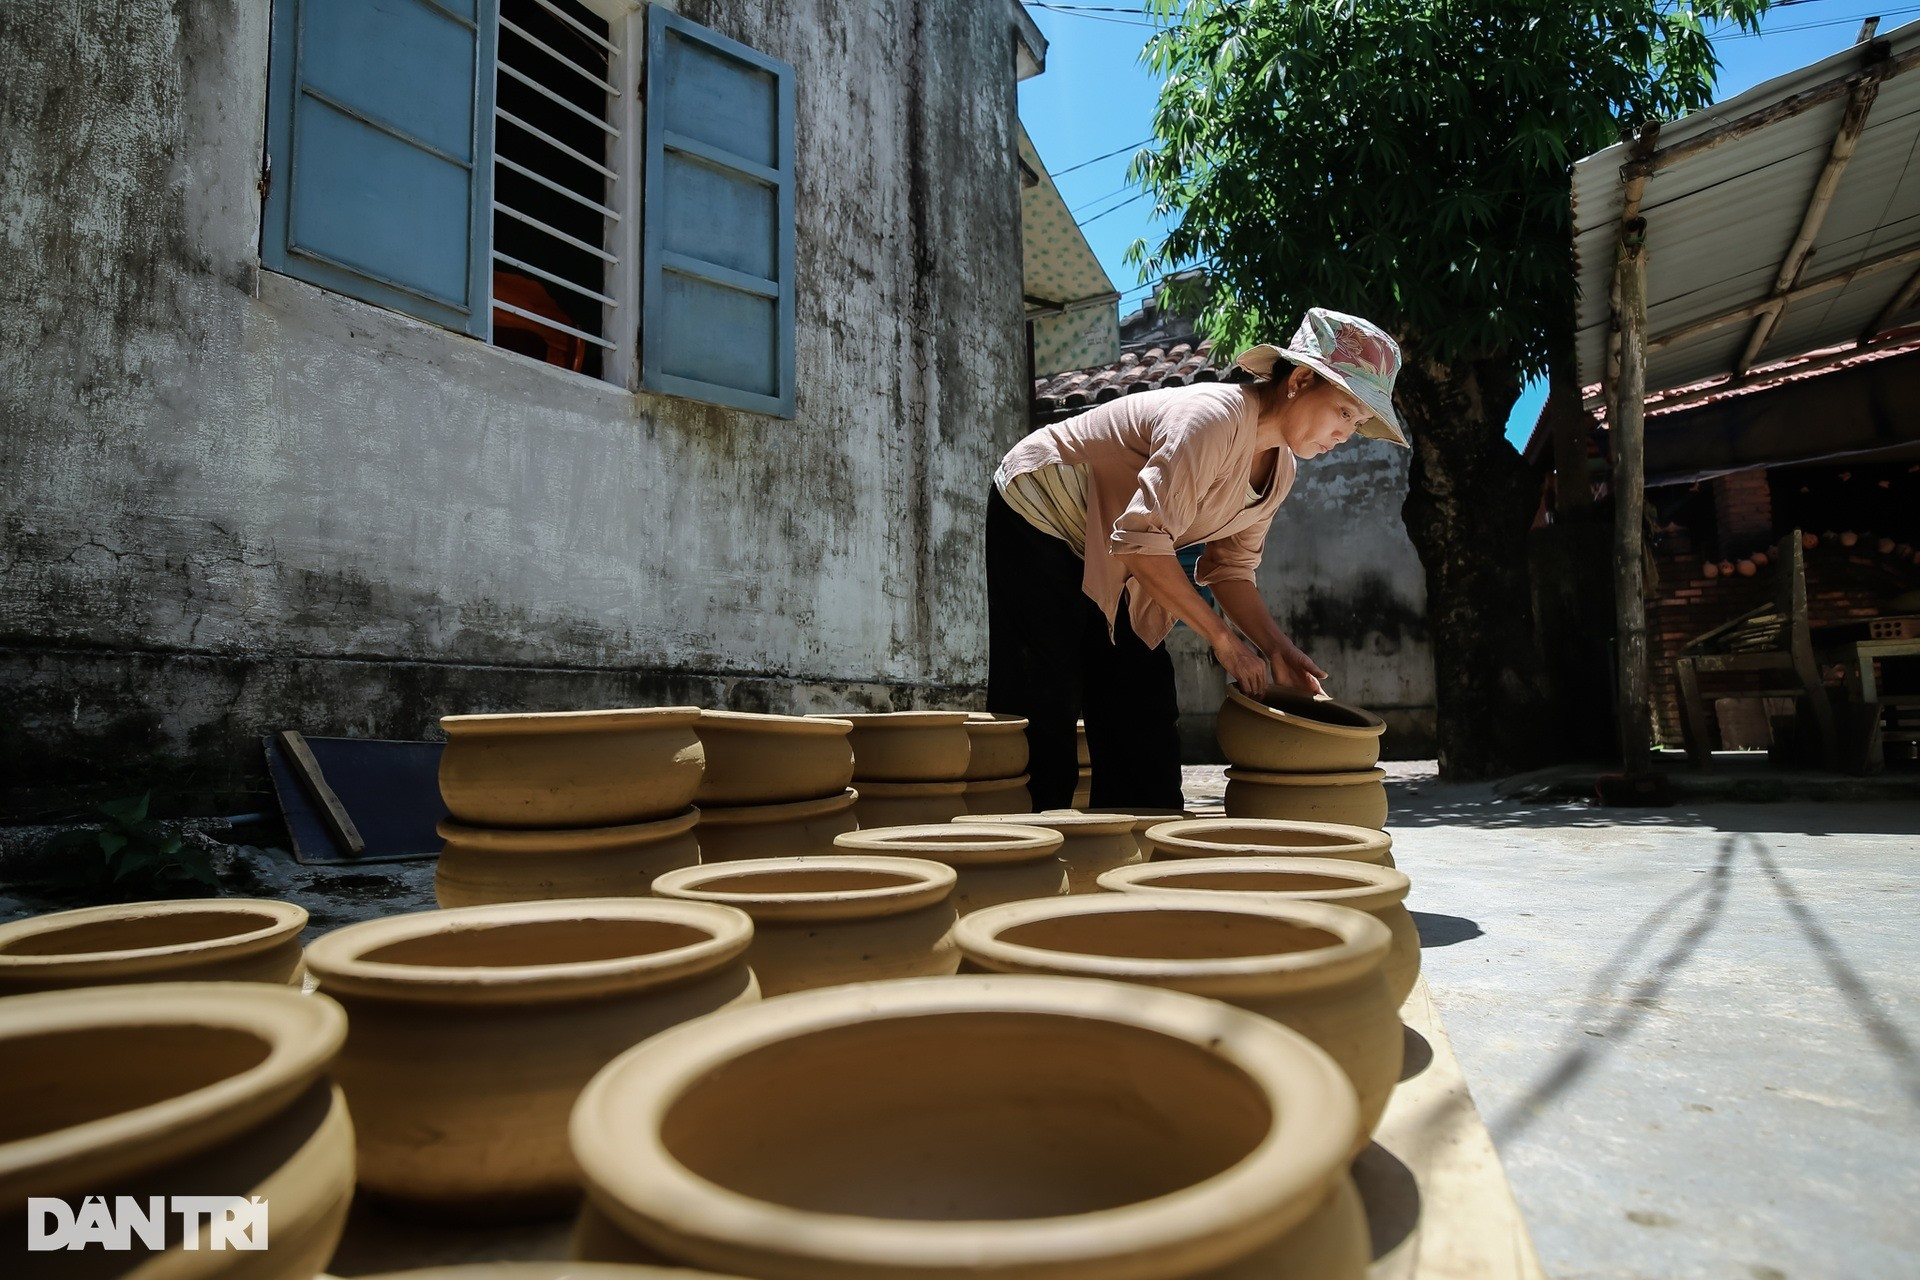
[1051,137,1154,178]
[1079,190,1152,225]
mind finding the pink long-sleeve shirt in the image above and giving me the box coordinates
[997,383,1296,648]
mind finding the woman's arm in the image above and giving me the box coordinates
[1207,579,1327,695]
[1123,554,1274,692]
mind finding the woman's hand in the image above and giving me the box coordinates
[1267,640,1328,697]
[1212,637,1273,694]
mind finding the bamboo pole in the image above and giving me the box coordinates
[1647,242,1920,351]
[1613,225,1651,773]
[1861,264,1920,343]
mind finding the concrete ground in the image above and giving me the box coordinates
[1311,764,1920,1280]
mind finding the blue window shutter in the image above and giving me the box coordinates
[642,8,795,418]
[263,0,498,337]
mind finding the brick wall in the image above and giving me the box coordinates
[1711,470,1774,547]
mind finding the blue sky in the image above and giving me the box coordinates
[1016,1,1920,446]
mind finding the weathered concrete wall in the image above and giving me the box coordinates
[1172,437,1438,760]
[0,0,1028,816]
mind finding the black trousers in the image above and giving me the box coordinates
[985,486,1184,811]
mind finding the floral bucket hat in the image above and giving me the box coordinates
[1235,309,1408,447]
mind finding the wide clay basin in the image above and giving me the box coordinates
[651,856,959,996]
[962,774,1033,815]
[1099,856,1419,1007]
[824,711,972,782]
[1145,817,1394,867]
[694,788,859,862]
[851,779,967,828]
[1214,687,1386,773]
[693,711,855,807]
[1223,767,1389,830]
[954,811,1141,893]
[956,896,1401,1158]
[436,809,700,907]
[356,1268,752,1279]
[570,975,1367,1279]
[835,824,1067,915]
[962,713,1031,781]
[0,982,353,1279]
[304,899,757,1217]
[439,707,705,829]
[0,898,308,994]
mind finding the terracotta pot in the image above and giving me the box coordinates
[823,711,972,782]
[1099,856,1419,1007]
[0,982,353,1279]
[355,1267,752,1280]
[570,975,1365,1280]
[439,707,705,829]
[850,779,967,828]
[956,897,1400,1157]
[651,856,959,997]
[954,812,1141,893]
[962,713,1031,780]
[834,824,1067,916]
[1144,817,1394,867]
[1223,768,1389,830]
[1047,807,1195,858]
[694,711,855,807]
[962,775,1034,815]
[0,898,307,994]
[435,810,700,907]
[304,898,757,1217]
[1214,687,1386,773]
[695,789,859,862]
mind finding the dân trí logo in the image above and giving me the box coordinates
[27,1197,269,1252]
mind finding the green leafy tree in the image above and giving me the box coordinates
[1130,0,1768,777]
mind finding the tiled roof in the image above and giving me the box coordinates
[1031,341,1242,420]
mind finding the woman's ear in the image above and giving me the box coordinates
[1287,364,1317,396]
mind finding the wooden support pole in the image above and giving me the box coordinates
[1861,264,1920,343]
[1613,225,1651,773]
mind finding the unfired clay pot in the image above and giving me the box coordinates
[435,810,700,907]
[962,713,1031,781]
[954,811,1141,893]
[693,711,854,807]
[0,982,354,1280]
[956,897,1401,1157]
[1222,767,1389,830]
[651,856,959,996]
[0,898,308,994]
[1099,856,1419,1007]
[439,707,705,829]
[1214,687,1386,773]
[851,779,968,828]
[825,711,972,782]
[834,824,1067,916]
[353,1267,752,1280]
[694,788,859,862]
[303,898,757,1217]
[569,975,1366,1280]
[1048,807,1195,858]
[963,774,1034,815]
[1145,817,1395,868]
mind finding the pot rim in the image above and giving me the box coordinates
[817,711,972,728]
[1147,816,1392,851]
[571,974,1356,1279]
[355,1268,753,1280]
[835,823,1063,866]
[963,713,1030,733]
[959,775,1032,793]
[437,807,699,853]
[439,706,703,737]
[955,812,1137,836]
[652,855,957,922]
[0,981,346,1201]
[1221,766,1387,786]
[1098,856,1410,913]
[695,789,859,827]
[303,898,753,1004]
[955,895,1389,996]
[0,899,308,978]
[1221,686,1387,738]
[849,779,969,797]
[698,710,854,736]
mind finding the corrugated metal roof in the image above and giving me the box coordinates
[1573,19,1920,398]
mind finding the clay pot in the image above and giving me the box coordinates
[851,779,967,828]
[1215,687,1386,773]
[834,824,1068,915]
[954,812,1141,893]
[651,856,959,997]
[356,1268,752,1280]
[1222,768,1390,830]
[570,975,1366,1280]
[695,789,859,862]
[435,810,700,907]
[962,713,1031,780]
[1099,856,1419,1007]
[0,898,308,994]
[956,898,1400,1157]
[963,775,1034,814]
[304,898,757,1217]
[1047,807,1195,858]
[1144,817,1394,867]
[439,707,705,829]
[0,982,353,1278]
[825,711,972,781]
[693,711,855,807]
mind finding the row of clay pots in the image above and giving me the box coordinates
[962,712,1035,813]
[688,714,863,895]
[1214,689,1391,829]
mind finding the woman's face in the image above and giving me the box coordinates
[1282,373,1373,458]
